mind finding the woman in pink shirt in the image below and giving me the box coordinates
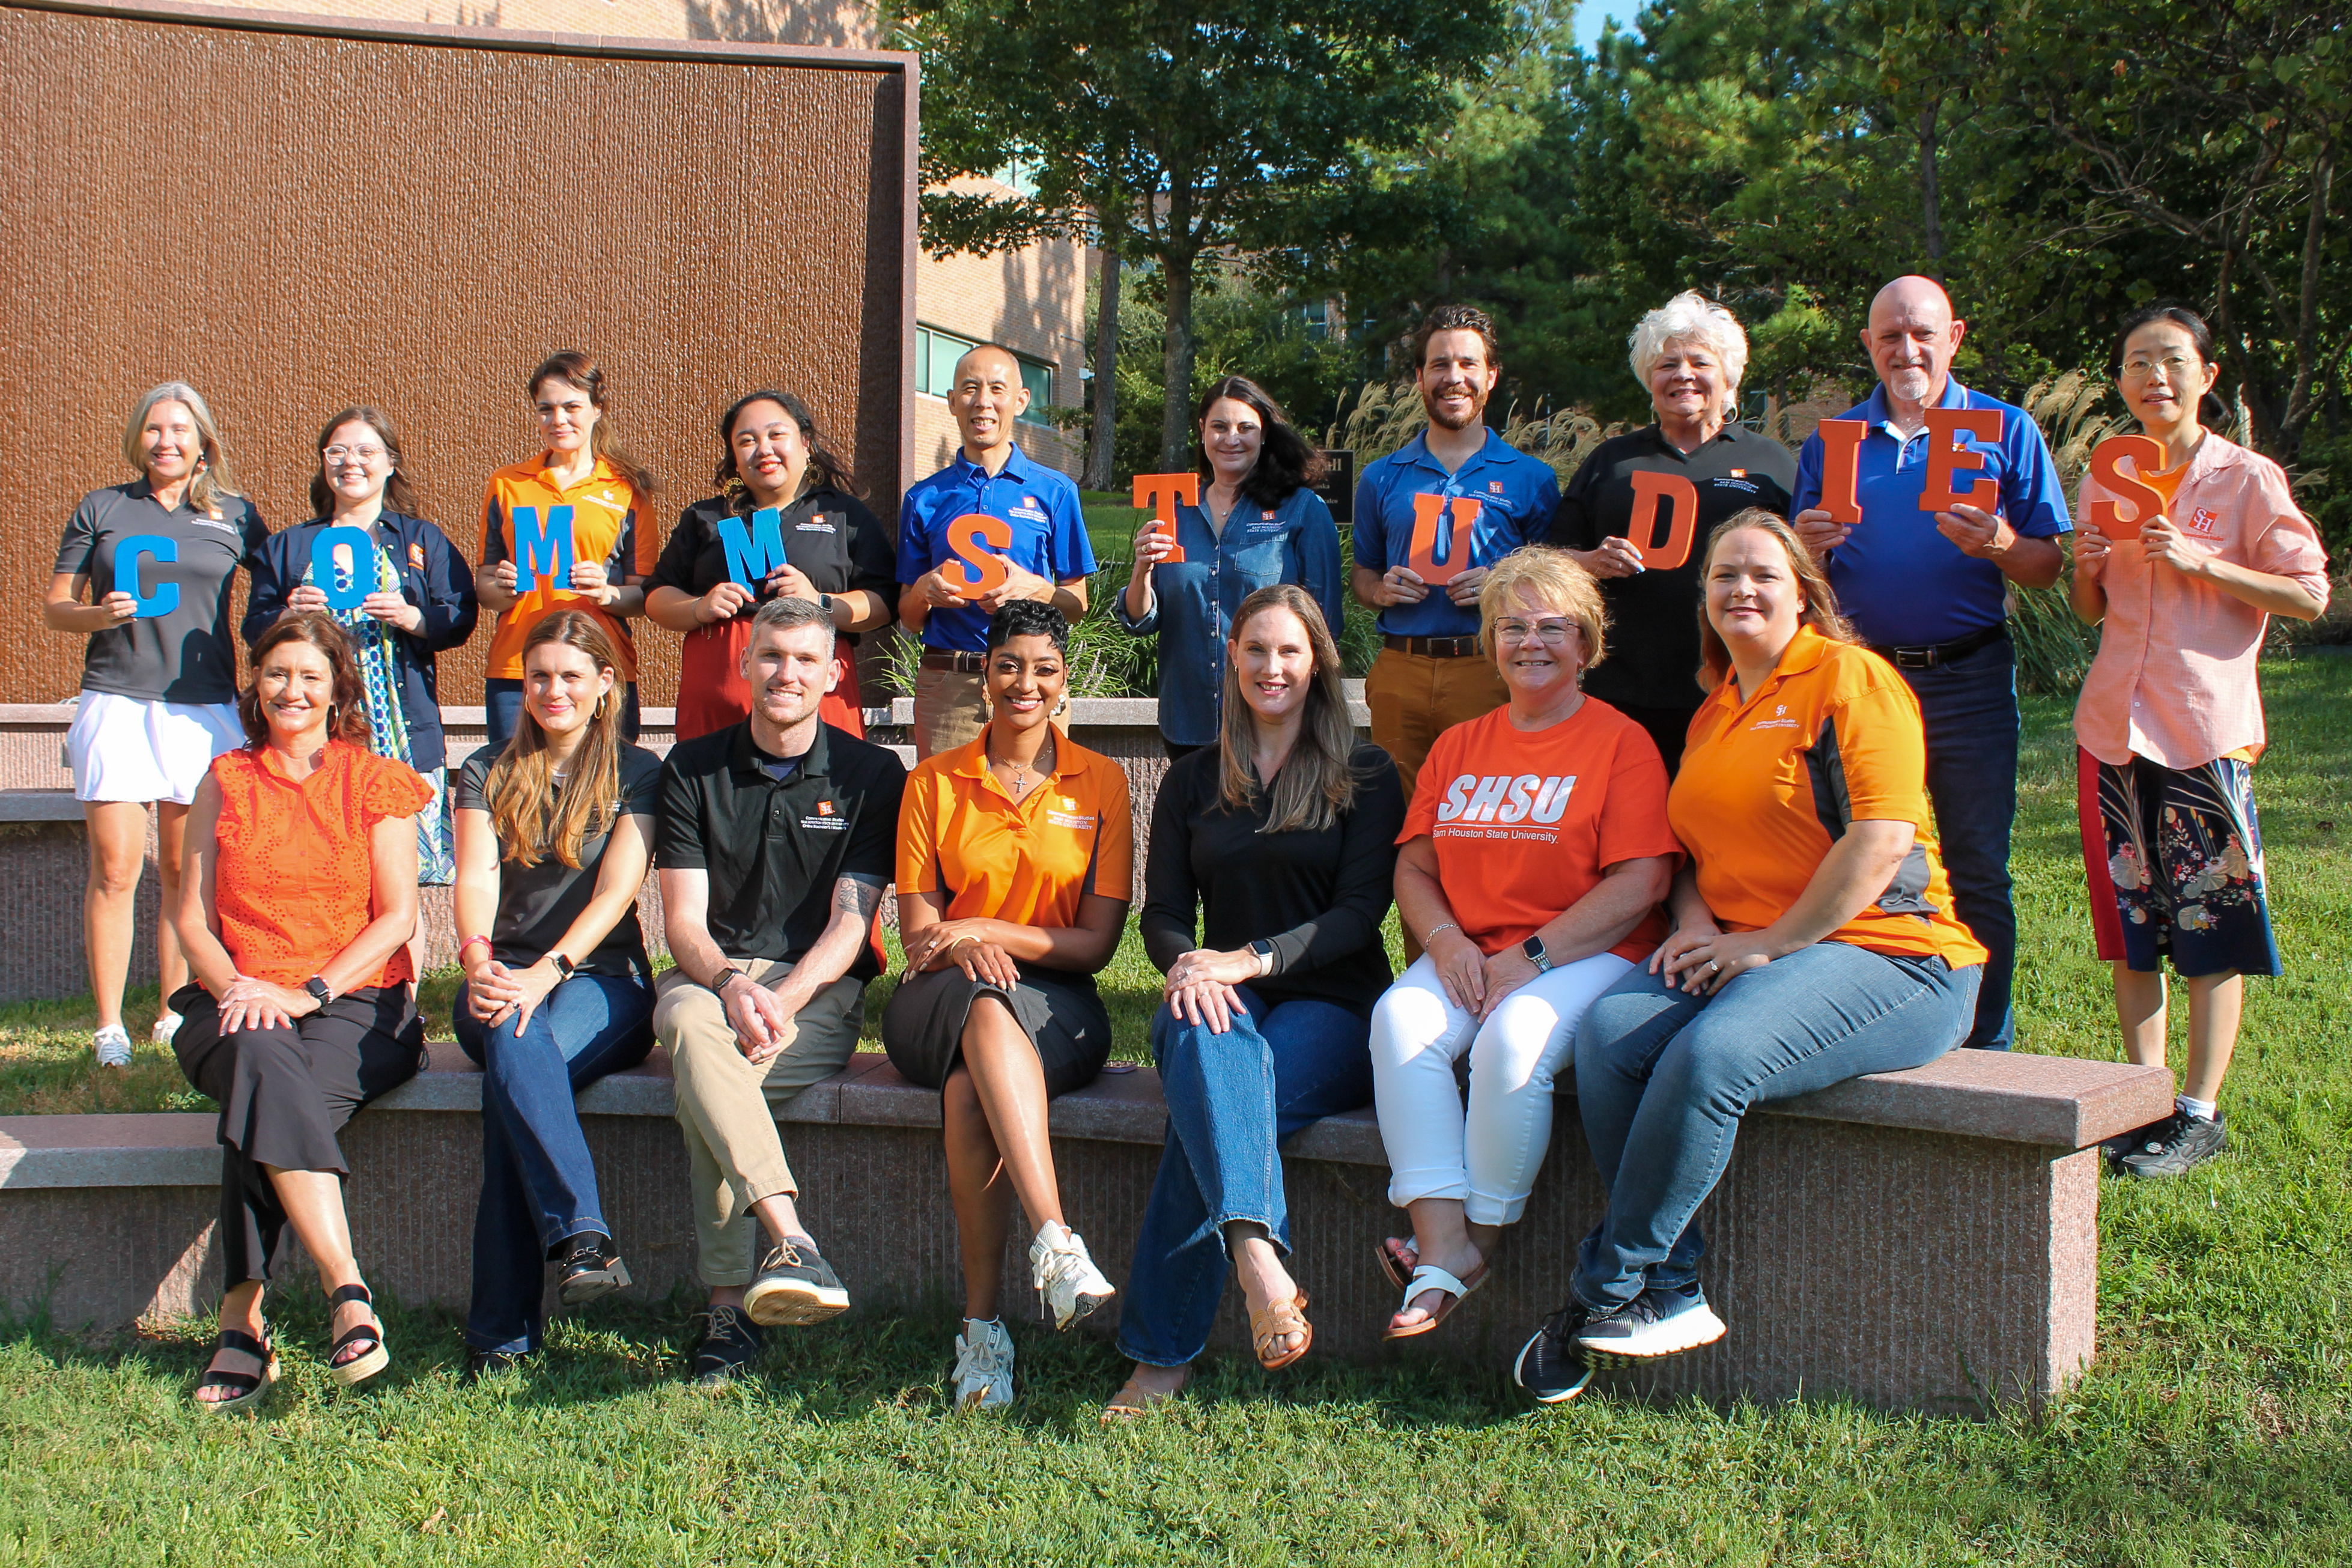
[2071,305,2329,1178]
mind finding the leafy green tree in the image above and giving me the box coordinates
[908,0,1509,468]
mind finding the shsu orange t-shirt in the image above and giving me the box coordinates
[1399,699,1680,959]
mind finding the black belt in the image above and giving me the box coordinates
[1383,634,1483,658]
[1868,624,2007,670]
[919,649,988,674]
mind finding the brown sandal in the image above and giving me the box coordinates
[1250,1289,1313,1370]
[1101,1371,1185,1424]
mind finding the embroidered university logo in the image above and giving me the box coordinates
[1488,482,1505,494]
[408,542,426,570]
[816,800,834,816]
[2187,507,2222,536]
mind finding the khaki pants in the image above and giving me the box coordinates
[912,666,986,759]
[1366,646,1508,963]
[657,959,865,1287]
[1364,646,1508,810]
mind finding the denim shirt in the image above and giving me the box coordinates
[1114,485,1344,746]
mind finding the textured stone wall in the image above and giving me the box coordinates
[0,1,913,709]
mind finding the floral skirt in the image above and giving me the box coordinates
[2077,749,2281,979]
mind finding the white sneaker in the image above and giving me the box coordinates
[151,1011,182,1047]
[93,1025,132,1069]
[1028,1222,1115,1331]
[952,1317,1015,1411]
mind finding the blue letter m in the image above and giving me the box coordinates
[716,508,788,587]
[512,504,575,593]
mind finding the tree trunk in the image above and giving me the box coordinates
[1086,243,1120,491]
[1159,248,1198,473]
[1917,98,1945,278]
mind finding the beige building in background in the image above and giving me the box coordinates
[208,0,1089,485]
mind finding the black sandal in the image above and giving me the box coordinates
[327,1282,389,1387]
[193,1326,278,1414]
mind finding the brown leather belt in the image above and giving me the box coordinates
[1383,633,1483,658]
[919,649,988,674]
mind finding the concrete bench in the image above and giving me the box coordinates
[0,1042,2171,1412]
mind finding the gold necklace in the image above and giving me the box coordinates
[988,731,1054,800]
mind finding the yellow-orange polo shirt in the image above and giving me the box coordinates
[1670,626,1987,967]
[478,454,657,681]
[897,734,1134,928]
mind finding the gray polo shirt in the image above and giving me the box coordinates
[54,480,269,704]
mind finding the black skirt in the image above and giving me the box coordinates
[880,961,1111,1096]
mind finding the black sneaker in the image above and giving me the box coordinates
[1572,1283,1727,1367]
[2121,1113,2228,1179]
[689,1305,764,1388]
[1512,1303,1596,1404]
[557,1232,633,1306]
[742,1236,851,1327]
[463,1348,529,1384]
[2100,1112,2183,1174]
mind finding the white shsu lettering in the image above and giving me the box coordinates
[1462,775,1512,822]
[1496,774,1545,823]
[1530,775,1578,824]
[1437,774,1477,822]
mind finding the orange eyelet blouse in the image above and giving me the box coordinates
[209,741,434,988]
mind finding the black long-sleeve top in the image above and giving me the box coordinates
[1140,742,1407,1019]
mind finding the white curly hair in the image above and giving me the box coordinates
[1627,291,1749,415]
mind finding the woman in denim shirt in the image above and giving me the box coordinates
[1117,377,1345,759]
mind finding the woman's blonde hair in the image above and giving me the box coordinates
[1694,509,1856,688]
[1476,546,1609,670]
[121,381,240,518]
[484,611,628,869]
[1217,585,1360,834]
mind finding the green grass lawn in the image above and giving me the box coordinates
[1,661,2348,1564]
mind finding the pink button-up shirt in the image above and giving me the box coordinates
[2073,434,2329,768]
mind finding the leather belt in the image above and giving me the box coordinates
[1868,624,2007,671]
[1383,634,1483,658]
[918,649,989,674]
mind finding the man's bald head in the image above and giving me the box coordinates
[953,342,1023,385]
[1861,275,1966,416]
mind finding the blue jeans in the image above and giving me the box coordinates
[1117,990,1373,1368]
[1901,636,2017,1049]
[483,679,640,755]
[454,971,655,1354]
[1569,944,1980,1311]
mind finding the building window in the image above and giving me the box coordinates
[916,326,1054,423]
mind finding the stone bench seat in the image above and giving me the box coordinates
[0,1042,2169,1414]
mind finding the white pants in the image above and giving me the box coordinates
[1369,949,1635,1226]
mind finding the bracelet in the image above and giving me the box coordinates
[458,935,493,958]
[1421,921,1461,946]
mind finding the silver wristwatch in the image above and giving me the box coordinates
[1521,935,1555,974]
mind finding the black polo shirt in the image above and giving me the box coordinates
[655,719,906,979]
[646,487,896,643]
[1548,424,1797,712]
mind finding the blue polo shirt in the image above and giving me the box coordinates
[896,445,1096,652]
[1791,377,2071,648]
[1353,430,1560,638]
[1112,485,1345,747]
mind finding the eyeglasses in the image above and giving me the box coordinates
[322,445,385,464]
[1493,618,1576,645]
[2120,354,2198,381]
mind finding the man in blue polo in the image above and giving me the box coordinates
[1354,303,1561,822]
[898,343,1095,756]
[1791,275,2071,1051]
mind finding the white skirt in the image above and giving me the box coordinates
[66,691,243,805]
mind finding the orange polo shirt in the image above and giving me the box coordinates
[1671,627,1986,968]
[896,735,1134,928]
[478,454,657,681]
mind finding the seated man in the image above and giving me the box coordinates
[655,596,907,1386]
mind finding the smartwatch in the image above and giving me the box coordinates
[1521,935,1555,974]
[1249,938,1276,976]
[550,953,577,980]
[302,975,335,1008]
[818,592,836,620]
[713,966,748,997]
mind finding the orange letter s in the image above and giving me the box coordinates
[942,513,1013,601]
